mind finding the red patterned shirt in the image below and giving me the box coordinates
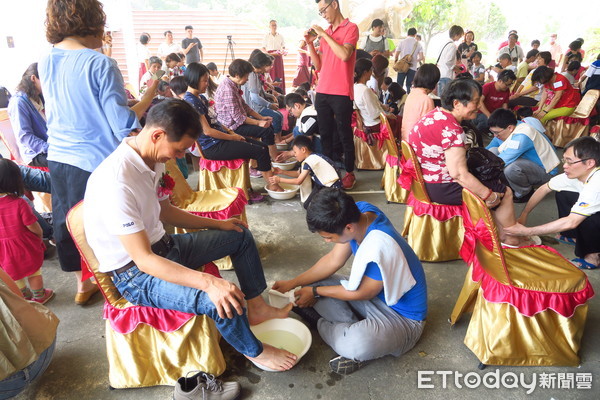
[408,107,465,184]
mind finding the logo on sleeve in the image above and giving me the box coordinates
[123,221,135,227]
[577,202,589,208]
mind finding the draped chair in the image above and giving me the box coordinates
[451,189,594,367]
[66,202,226,389]
[166,159,248,270]
[545,89,599,147]
[196,146,251,200]
[380,113,408,204]
[352,111,387,170]
[399,141,463,262]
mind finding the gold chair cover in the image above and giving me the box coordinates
[452,189,593,366]
[66,203,226,388]
[380,114,409,203]
[400,141,463,262]
[545,89,599,147]
[353,133,387,170]
[197,159,251,199]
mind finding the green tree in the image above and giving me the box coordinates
[456,2,507,41]
[404,0,462,55]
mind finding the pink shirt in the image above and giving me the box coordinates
[316,18,359,99]
[401,88,435,140]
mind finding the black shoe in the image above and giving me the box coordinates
[292,306,321,330]
[513,190,533,203]
[329,356,366,375]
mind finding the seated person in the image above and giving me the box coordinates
[514,49,538,90]
[214,59,279,162]
[283,93,321,153]
[0,268,58,398]
[506,137,600,269]
[532,66,581,124]
[140,56,163,93]
[387,82,407,116]
[473,69,516,133]
[169,76,187,99]
[577,53,600,95]
[408,78,524,246]
[469,52,486,84]
[486,109,560,202]
[206,62,224,85]
[273,188,427,375]
[509,51,551,108]
[165,53,183,79]
[491,53,517,75]
[7,63,48,167]
[83,99,297,371]
[354,58,398,138]
[182,63,282,196]
[561,61,582,86]
[243,52,287,144]
[401,64,439,140]
[379,76,393,106]
[268,135,341,209]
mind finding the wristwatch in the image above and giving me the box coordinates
[312,286,321,298]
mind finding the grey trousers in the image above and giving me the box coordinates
[490,149,552,198]
[311,275,425,362]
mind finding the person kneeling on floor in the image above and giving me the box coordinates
[486,109,560,203]
[505,136,600,269]
[83,99,297,372]
[273,188,427,374]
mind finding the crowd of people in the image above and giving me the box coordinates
[1,0,600,398]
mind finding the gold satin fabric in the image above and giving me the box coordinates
[380,114,409,203]
[197,159,251,199]
[353,135,387,170]
[106,317,226,388]
[66,203,226,387]
[400,141,463,262]
[465,291,587,366]
[452,190,591,366]
[545,119,589,148]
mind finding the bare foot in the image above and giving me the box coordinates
[247,301,292,326]
[246,343,298,371]
[267,183,285,192]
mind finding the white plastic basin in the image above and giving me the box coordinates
[264,183,299,200]
[272,158,297,170]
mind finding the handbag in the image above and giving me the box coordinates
[393,40,418,73]
[466,147,508,192]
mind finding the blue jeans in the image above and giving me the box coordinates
[112,228,265,357]
[0,339,56,399]
[18,165,51,193]
[293,126,323,153]
[396,69,416,94]
[259,108,283,134]
[22,196,53,239]
[437,77,451,97]
[473,113,489,133]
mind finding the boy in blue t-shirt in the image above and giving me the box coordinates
[269,135,341,209]
[273,188,427,374]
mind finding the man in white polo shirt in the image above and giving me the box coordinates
[506,136,600,270]
[83,99,297,371]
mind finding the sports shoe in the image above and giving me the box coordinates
[329,355,366,375]
[174,371,240,400]
[341,172,356,190]
[292,306,321,330]
[249,167,262,178]
[32,289,55,305]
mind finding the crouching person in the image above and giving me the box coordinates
[83,99,297,372]
[273,188,427,374]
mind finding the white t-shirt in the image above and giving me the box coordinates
[84,139,169,272]
[396,37,422,72]
[498,45,525,66]
[354,83,383,127]
[157,42,182,59]
[437,41,457,79]
[548,168,600,216]
[263,33,285,51]
[136,43,151,63]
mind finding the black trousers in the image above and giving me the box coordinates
[556,190,600,258]
[314,93,355,173]
[234,123,275,146]
[202,138,271,172]
[48,161,91,272]
[507,96,538,109]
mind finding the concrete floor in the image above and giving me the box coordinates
[14,169,600,400]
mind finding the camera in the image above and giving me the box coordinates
[512,57,518,62]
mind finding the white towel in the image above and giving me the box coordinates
[340,230,416,306]
[299,154,340,202]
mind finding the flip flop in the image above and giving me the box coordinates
[557,235,576,246]
[572,258,599,270]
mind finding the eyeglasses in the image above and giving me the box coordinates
[319,1,334,16]
[562,158,590,165]
[489,127,508,136]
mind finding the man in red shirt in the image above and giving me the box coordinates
[306,0,359,189]
[473,69,516,133]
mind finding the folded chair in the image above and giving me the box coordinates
[196,147,251,199]
[380,113,408,204]
[352,111,387,170]
[545,89,599,147]
[399,141,463,262]
[166,159,247,270]
[451,189,594,367]
[66,202,226,389]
